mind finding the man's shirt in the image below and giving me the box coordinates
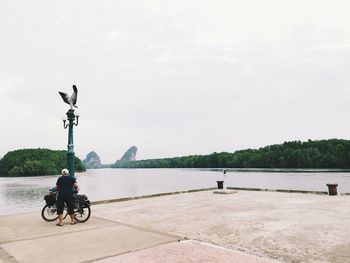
[56,176,76,196]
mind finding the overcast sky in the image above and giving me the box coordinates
[1,0,350,163]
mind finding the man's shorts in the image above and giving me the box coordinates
[56,195,74,214]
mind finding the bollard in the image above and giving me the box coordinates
[326,184,338,196]
[223,169,227,190]
[216,181,224,190]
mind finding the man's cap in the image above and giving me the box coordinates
[61,168,69,176]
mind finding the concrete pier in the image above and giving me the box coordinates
[1,190,349,262]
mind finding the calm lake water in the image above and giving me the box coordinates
[0,168,349,216]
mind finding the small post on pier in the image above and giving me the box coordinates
[223,169,226,190]
[214,169,237,195]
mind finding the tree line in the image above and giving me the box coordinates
[111,139,350,169]
[0,148,85,177]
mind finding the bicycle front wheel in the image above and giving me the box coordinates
[41,204,59,222]
[74,206,91,223]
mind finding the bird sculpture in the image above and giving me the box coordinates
[59,85,78,110]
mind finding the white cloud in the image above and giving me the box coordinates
[0,0,350,162]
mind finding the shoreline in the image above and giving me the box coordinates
[1,167,350,178]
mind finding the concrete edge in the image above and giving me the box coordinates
[81,240,179,263]
[188,239,282,263]
[91,188,216,205]
[0,225,117,245]
[90,186,344,207]
[226,187,328,195]
[92,216,185,241]
[213,190,238,195]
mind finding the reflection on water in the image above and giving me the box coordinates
[0,168,349,215]
[0,176,57,215]
[5,183,48,200]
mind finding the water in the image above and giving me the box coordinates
[1,168,349,216]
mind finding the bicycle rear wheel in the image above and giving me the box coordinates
[41,204,59,222]
[74,206,91,223]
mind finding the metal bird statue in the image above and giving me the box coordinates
[59,85,78,110]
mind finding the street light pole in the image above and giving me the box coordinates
[62,109,79,177]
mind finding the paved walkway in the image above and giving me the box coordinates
[1,190,349,262]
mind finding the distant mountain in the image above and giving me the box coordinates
[120,146,138,162]
[83,151,101,169]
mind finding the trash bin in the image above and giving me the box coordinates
[326,183,338,196]
[216,180,224,190]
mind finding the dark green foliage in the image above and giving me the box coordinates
[0,148,86,177]
[111,139,350,169]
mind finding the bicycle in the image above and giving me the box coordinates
[41,191,91,223]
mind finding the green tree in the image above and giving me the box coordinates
[0,148,86,177]
[111,139,350,169]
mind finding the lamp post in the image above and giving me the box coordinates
[62,109,80,177]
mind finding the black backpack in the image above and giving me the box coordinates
[44,193,56,206]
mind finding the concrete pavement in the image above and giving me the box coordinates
[1,190,349,262]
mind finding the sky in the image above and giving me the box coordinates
[1,0,350,163]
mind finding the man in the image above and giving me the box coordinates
[56,168,79,226]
